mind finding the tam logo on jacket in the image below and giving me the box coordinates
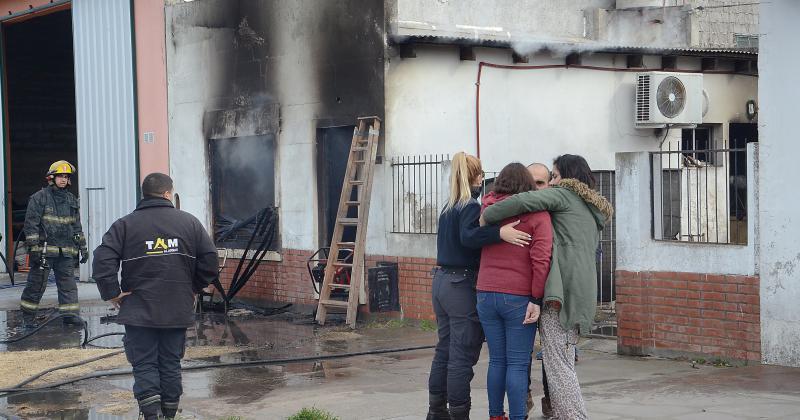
[145,237,179,255]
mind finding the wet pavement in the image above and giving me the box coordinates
[1,276,800,419]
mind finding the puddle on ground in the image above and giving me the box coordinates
[0,302,436,418]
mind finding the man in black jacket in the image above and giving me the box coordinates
[92,173,218,420]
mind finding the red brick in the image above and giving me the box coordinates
[676,272,702,281]
[652,314,689,325]
[617,295,643,305]
[654,340,702,353]
[725,311,749,322]
[738,303,760,314]
[727,294,760,305]
[700,291,726,301]
[649,279,688,290]
[705,274,728,283]
[747,351,761,361]
[727,275,757,285]
[673,307,702,318]
[737,284,759,295]
[676,289,701,299]
[701,283,739,293]
[653,331,690,343]
[701,301,739,312]
[701,310,727,320]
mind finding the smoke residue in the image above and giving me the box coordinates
[211,134,276,221]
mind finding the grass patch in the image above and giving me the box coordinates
[711,358,732,368]
[288,407,339,420]
[419,319,437,332]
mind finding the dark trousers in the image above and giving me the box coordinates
[428,269,484,407]
[20,255,78,315]
[124,325,187,417]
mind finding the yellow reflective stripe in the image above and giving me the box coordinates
[26,233,39,241]
[58,303,80,310]
[42,215,77,224]
[20,300,39,310]
[43,247,79,257]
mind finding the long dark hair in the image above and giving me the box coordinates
[553,154,596,189]
[493,162,535,195]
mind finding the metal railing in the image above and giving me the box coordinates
[593,170,617,336]
[391,155,449,234]
[650,147,748,245]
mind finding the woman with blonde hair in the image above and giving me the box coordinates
[427,152,531,420]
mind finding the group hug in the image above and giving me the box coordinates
[427,152,613,420]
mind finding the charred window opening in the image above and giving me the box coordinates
[210,135,277,250]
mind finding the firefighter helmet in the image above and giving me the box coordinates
[47,160,76,178]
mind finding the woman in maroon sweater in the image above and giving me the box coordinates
[477,163,553,420]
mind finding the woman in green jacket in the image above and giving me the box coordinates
[482,154,613,420]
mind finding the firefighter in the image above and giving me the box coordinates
[20,160,88,327]
[92,173,218,420]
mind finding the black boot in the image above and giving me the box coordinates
[22,311,37,330]
[62,315,83,326]
[449,401,471,420]
[161,400,179,419]
[137,395,161,420]
[426,393,449,420]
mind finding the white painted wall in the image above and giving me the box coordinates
[758,0,800,367]
[614,144,758,276]
[165,6,234,232]
[369,45,757,259]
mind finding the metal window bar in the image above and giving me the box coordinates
[593,170,617,337]
[391,155,449,234]
[650,147,748,245]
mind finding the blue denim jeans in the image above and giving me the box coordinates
[477,292,537,420]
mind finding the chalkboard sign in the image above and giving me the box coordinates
[368,262,400,312]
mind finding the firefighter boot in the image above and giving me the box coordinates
[161,400,179,419]
[62,314,84,327]
[449,401,472,420]
[137,395,161,420]
[426,393,449,420]
[22,311,37,330]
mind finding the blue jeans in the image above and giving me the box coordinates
[477,292,537,420]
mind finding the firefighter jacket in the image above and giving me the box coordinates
[23,185,86,258]
[92,197,218,328]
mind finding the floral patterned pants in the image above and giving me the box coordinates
[540,307,588,419]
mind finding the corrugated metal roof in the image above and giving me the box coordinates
[389,34,758,57]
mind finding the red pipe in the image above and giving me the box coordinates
[474,61,757,159]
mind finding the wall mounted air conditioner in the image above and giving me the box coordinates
[635,72,703,128]
[616,0,682,9]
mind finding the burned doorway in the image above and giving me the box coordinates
[2,9,77,257]
[210,135,277,249]
[316,126,355,248]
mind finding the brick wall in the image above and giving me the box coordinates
[617,270,760,363]
[219,249,437,320]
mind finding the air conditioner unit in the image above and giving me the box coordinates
[635,72,703,128]
[616,0,682,9]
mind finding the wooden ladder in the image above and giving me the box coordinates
[315,116,381,328]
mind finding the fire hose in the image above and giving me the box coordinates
[0,343,437,396]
